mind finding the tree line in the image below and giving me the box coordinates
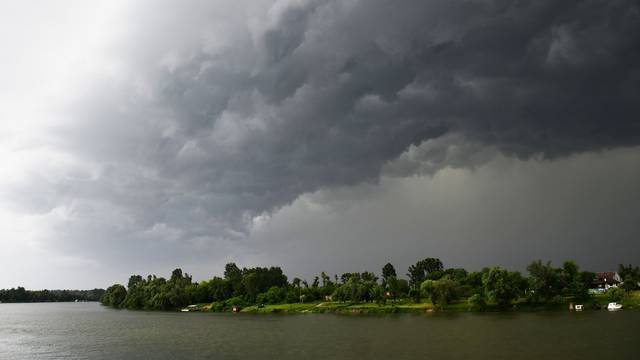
[0,287,105,303]
[100,259,640,311]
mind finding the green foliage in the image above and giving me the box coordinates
[319,272,336,296]
[224,263,244,296]
[482,267,523,308]
[468,293,486,311]
[421,277,460,305]
[334,274,377,302]
[407,258,443,288]
[257,286,288,304]
[241,266,288,302]
[420,280,435,299]
[224,296,248,308]
[111,266,288,310]
[209,302,225,312]
[463,270,485,295]
[407,289,420,303]
[97,259,640,314]
[123,275,146,308]
[101,284,127,308]
[619,264,640,291]
[527,260,565,304]
[607,287,626,302]
[558,261,592,301]
[285,289,300,304]
[407,258,443,301]
[107,269,194,310]
[370,284,386,305]
[0,287,104,303]
[382,263,397,285]
[208,277,232,301]
[385,276,409,299]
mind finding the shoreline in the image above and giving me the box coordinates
[178,292,640,315]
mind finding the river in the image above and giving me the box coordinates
[0,302,638,359]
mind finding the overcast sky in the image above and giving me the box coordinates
[1,0,639,289]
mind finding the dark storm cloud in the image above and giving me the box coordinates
[250,147,640,280]
[15,0,640,279]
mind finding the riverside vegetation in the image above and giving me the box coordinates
[100,259,640,314]
[0,288,105,303]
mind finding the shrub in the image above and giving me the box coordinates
[468,294,486,311]
[209,302,224,312]
[607,287,626,302]
[224,296,248,309]
[256,286,287,304]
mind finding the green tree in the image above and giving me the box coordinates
[421,277,459,306]
[407,258,443,301]
[482,267,523,308]
[333,274,376,302]
[527,260,564,304]
[371,284,386,305]
[619,264,640,291]
[382,263,397,286]
[208,277,232,301]
[101,284,127,308]
[224,263,244,296]
[123,275,146,309]
[561,261,591,301]
[319,272,335,297]
[240,266,288,302]
[257,286,288,304]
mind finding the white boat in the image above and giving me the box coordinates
[574,304,583,311]
[607,302,622,311]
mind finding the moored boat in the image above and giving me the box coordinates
[607,302,622,311]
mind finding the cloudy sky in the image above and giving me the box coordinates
[1,0,639,289]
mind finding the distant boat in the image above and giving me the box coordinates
[575,304,583,311]
[181,305,199,312]
[607,302,622,311]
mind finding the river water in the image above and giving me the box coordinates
[0,302,638,359]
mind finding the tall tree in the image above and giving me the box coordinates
[407,258,444,291]
[382,263,397,286]
[224,263,244,296]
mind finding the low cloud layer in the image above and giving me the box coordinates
[252,147,640,280]
[1,0,639,288]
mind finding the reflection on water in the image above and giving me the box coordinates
[1,302,638,359]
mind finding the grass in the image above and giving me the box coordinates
[241,301,442,314]
[197,290,640,314]
[619,290,640,309]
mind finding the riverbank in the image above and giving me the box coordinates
[183,291,640,314]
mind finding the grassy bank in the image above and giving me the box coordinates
[182,291,640,314]
[241,301,437,314]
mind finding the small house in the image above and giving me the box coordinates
[592,272,622,290]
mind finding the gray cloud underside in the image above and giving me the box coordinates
[252,147,640,280]
[6,0,640,285]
